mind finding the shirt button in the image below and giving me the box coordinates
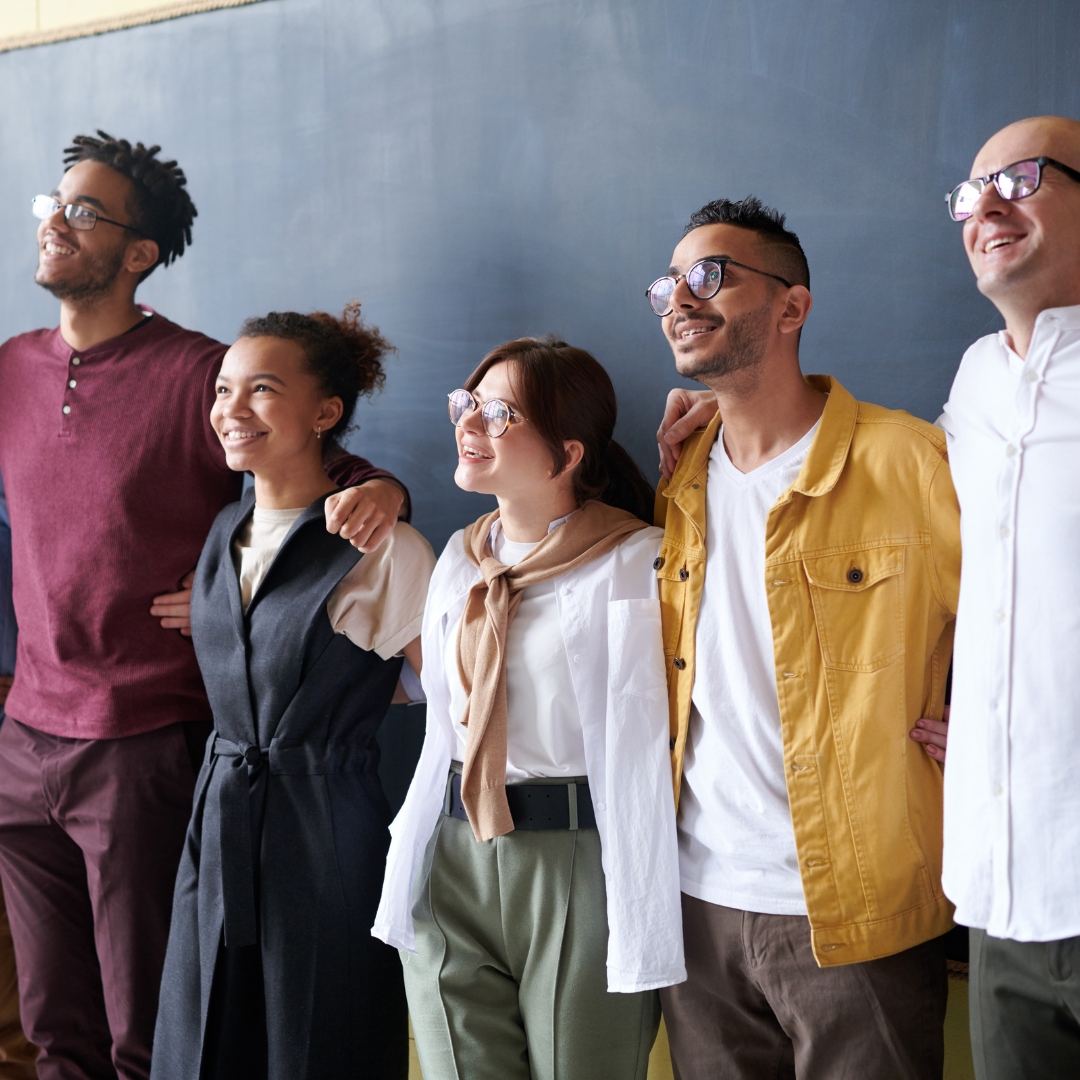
[595,801,606,812]
[68,379,77,389]
[999,525,1011,539]
[62,405,71,415]
[573,654,583,664]
[995,610,1007,623]
[71,357,81,366]
[993,784,1004,797]
[1024,370,1038,383]
[1005,444,1018,458]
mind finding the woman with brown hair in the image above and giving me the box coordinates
[151,305,435,1080]
[373,336,685,1080]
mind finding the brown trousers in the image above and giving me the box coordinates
[660,894,948,1080]
[0,885,35,1079]
[0,718,205,1080]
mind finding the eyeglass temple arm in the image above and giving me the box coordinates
[1044,157,1080,185]
[724,259,792,289]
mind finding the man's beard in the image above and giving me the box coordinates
[36,243,126,304]
[672,301,772,384]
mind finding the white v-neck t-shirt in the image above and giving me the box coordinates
[446,518,587,780]
[678,421,819,915]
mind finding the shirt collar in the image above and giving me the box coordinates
[996,302,1080,356]
[487,511,574,551]
[667,374,857,501]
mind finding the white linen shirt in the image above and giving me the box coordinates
[940,304,1080,942]
[372,522,687,993]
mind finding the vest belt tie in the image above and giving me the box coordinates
[210,735,377,948]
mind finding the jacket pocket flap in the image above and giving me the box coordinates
[803,547,904,592]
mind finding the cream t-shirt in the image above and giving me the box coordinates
[233,506,434,660]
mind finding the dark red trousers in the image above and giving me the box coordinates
[0,719,204,1080]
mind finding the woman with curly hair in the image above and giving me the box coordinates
[152,304,434,1080]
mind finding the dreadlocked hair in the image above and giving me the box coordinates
[239,301,394,449]
[64,130,196,280]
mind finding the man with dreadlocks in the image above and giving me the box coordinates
[0,132,409,1080]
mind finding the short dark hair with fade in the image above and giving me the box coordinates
[64,130,197,281]
[684,196,809,289]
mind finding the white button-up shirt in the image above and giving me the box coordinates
[940,304,1080,942]
[372,522,686,992]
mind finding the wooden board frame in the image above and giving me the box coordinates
[0,0,269,53]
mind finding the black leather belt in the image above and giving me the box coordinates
[447,771,596,831]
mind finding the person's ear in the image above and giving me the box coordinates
[562,439,585,473]
[316,396,344,434]
[777,285,812,336]
[123,238,160,277]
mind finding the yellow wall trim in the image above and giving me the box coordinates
[0,0,269,54]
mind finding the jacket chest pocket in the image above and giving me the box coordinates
[803,547,905,672]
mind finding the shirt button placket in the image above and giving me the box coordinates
[60,356,81,433]
[991,332,1050,927]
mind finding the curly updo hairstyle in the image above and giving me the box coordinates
[464,335,654,522]
[239,301,394,451]
[64,131,196,281]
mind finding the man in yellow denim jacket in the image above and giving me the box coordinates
[647,197,960,1080]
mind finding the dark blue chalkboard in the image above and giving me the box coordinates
[1,0,1077,549]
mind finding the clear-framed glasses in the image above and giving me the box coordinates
[646,257,792,317]
[31,194,143,234]
[945,156,1080,221]
[448,388,525,438]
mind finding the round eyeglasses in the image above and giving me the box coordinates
[945,156,1080,221]
[31,194,144,235]
[646,257,792,317]
[448,389,525,438]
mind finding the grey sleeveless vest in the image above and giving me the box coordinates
[152,489,407,1080]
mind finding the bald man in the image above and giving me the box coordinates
[935,115,1080,1080]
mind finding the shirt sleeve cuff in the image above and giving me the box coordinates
[374,613,424,662]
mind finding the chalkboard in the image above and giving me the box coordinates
[1,0,1077,553]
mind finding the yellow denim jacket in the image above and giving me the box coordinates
[654,376,961,967]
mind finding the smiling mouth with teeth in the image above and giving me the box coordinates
[984,237,1018,253]
[43,242,75,256]
[460,445,493,460]
[224,430,265,441]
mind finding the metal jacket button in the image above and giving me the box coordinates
[653,556,664,570]
[673,657,686,670]
[679,568,689,581]
[847,567,863,584]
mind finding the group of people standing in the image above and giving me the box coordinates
[0,113,1075,1080]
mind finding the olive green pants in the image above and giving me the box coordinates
[403,811,660,1080]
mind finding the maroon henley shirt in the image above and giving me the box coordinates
[0,308,401,740]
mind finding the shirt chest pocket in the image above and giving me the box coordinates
[803,547,905,672]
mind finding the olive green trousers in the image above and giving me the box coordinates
[402,811,660,1080]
